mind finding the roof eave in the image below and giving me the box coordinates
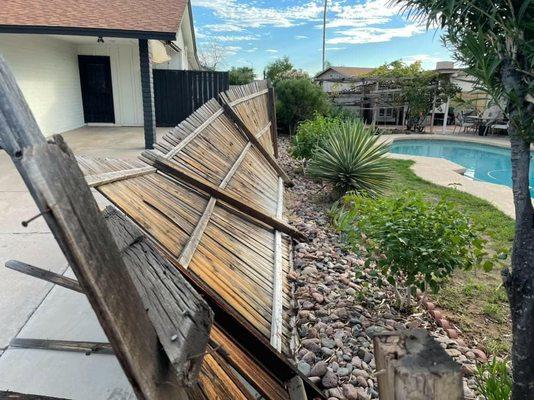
[0,25,177,41]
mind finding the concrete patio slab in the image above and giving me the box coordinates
[0,126,165,360]
[0,349,134,400]
[0,234,67,350]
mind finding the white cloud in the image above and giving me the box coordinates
[327,46,346,51]
[211,34,260,42]
[324,0,401,29]
[266,49,279,53]
[204,23,245,32]
[192,0,323,28]
[193,0,429,52]
[225,45,242,55]
[245,47,258,53]
[327,23,425,45]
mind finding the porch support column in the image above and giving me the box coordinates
[139,39,156,149]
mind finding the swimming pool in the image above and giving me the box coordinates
[390,139,534,197]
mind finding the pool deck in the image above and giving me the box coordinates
[380,133,522,219]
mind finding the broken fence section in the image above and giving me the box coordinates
[0,56,323,400]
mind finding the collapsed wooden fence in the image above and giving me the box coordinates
[0,56,323,400]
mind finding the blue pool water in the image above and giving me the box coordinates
[390,139,534,197]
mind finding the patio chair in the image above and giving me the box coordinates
[453,111,476,134]
[479,105,504,136]
[489,120,510,135]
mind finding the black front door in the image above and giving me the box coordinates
[78,55,115,123]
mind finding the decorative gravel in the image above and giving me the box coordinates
[280,136,483,400]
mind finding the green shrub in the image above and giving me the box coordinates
[229,66,255,85]
[333,192,494,308]
[475,358,512,400]
[291,114,342,159]
[307,119,390,197]
[275,78,330,134]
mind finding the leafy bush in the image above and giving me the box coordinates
[229,66,255,85]
[275,78,331,134]
[291,114,342,159]
[475,358,512,400]
[333,192,494,308]
[307,119,390,197]
[264,57,308,83]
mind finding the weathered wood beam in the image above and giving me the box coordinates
[221,103,292,185]
[0,391,69,399]
[164,109,224,159]
[5,260,83,293]
[10,338,114,355]
[103,207,213,385]
[227,89,269,107]
[267,86,279,158]
[270,178,284,352]
[178,198,216,268]
[84,166,156,187]
[255,122,272,140]
[0,58,212,399]
[178,142,253,268]
[287,376,307,400]
[373,330,463,400]
[140,151,305,241]
[164,261,324,400]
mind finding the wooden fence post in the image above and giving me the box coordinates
[373,330,463,400]
[267,85,279,158]
[0,56,213,400]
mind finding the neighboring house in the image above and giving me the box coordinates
[0,0,201,148]
[434,61,490,112]
[315,62,490,125]
[315,66,375,93]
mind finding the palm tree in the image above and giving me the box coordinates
[394,1,533,398]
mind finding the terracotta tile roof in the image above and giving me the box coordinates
[0,0,188,37]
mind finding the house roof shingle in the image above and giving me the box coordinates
[0,0,188,39]
[330,66,375,77]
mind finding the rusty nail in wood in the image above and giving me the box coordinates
[21,209,50,227]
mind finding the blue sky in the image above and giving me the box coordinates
[191,0,454,77]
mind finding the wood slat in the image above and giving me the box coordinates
[164,108,224,159]
[9,338,114,355]
[270,178,284,351]
[221,103,291,185]
[5,260,83,293]
[178,142,252,268]
[85,166,156,187]
[227,88,269,107]
[141,151,304,240]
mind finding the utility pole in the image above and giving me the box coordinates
[322,0,327,71]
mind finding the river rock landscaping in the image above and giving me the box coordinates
[280,137,486,399]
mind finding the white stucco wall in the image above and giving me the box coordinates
[77,41,144,126]
[0,34,85,136]
[0,21,199,134]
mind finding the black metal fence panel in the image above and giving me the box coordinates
[154,70,229,127]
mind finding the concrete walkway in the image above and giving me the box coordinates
[0,126,168,356]
[381,133,520,219]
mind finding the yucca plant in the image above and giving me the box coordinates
[308,119,390,197]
